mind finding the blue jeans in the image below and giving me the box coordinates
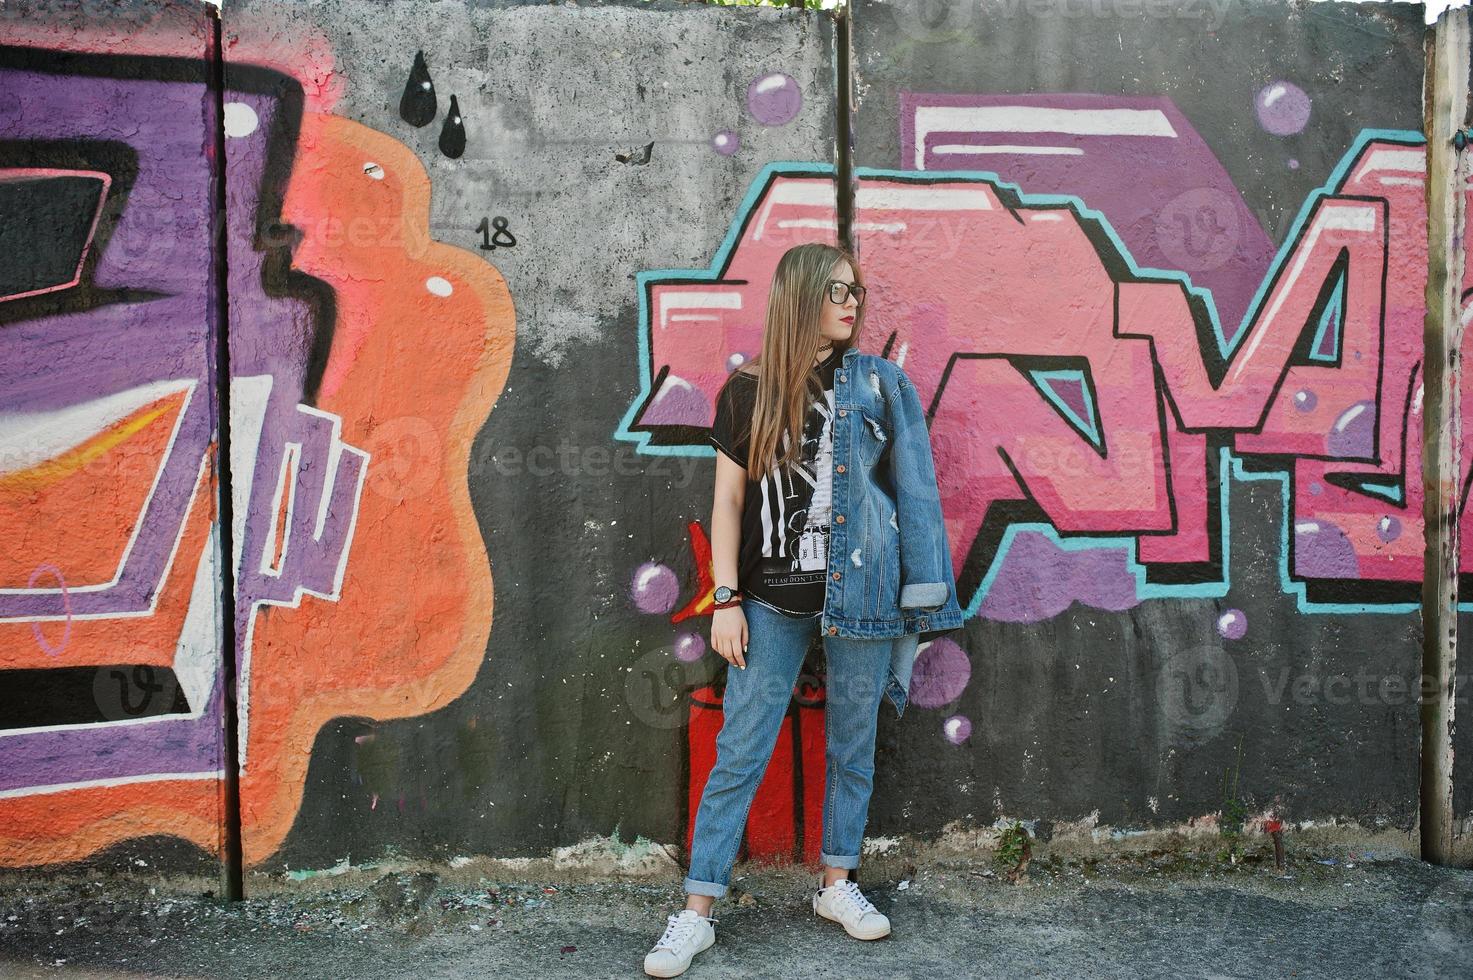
[684,596,893,898]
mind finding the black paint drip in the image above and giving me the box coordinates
[399,51,437,127]
[439,95,466,159]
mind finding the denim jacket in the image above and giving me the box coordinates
[820,346,966,717]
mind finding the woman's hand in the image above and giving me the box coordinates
[711,606,748,670]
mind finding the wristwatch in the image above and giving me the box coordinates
[713,585,742,608]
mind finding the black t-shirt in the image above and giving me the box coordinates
[707,349,841,616]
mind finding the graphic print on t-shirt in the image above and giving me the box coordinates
[706,349,841,615]
[755,383,835,596]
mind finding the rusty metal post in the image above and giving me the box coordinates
[1421,7,1469,867]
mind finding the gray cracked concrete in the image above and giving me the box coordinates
[3,848,1471,978]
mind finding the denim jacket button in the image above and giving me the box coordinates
[835,514,844,523]
[836,464,845,473]
[827,626,838,636]
[838,409,847,417]
[832,571,841,581]
[839,372,847,382]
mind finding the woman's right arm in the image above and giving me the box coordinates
[710,452,749,669]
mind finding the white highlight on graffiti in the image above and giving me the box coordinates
[853,221,906,234]
[1414,383,1425,416]
[857,186,993,212]
[0,531,221,742]
[1228,204,1376,385]
[1332,402,1367,434]
[658,291,741,331]
[0,769,224,801]
[668,314,721,322]
[238,406,370,770]
[913,106,1178,170]
[752,73,789,95]
[223,102,259,139]
[931,144,1084,156]
[173,527,220,714]
[0,379,193,476]
[752,179,834,241]
[652,373,696,406]
[1377,177,1424,187]
[895,342,908,369]
[1029,213,1064,222]
[776,218,839,230]
[1359,148,1426,175]
[231,376,274,579]
[426,276,454,297]
[0,381,198,602]
[364,162,385,180]
[1261,84,1288,108]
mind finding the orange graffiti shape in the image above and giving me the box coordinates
[238,113,514,866]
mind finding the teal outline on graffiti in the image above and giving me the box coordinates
[621,128,1430,616]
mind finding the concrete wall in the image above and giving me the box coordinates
[0,0,1468,883]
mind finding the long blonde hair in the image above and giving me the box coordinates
[740,242,865,479]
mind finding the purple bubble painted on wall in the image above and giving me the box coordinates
[1215,608,1247,640]
[1309,482,1323,496]
[943,714,972,744]
[726,352,752,373]
[1293,389,1317,412]
[1377,515,1402,544]
[631,561,680,614]
[1326,400,1376,458]
[711,129,740,155]
[908,638,970,709]
[747,72,801,126]
[1289,158,1300,170]
[1294,520,1361,579]
[1255,81,1311,135]
[674,632,706,663]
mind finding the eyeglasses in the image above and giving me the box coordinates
[826,279,867,307]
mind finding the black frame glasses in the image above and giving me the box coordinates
[826,279,867,307]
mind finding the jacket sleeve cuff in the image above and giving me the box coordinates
[900,582,949,609]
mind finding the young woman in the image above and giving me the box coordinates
[644,241,961,977]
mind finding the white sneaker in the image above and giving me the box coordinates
[643,908,717,978]
[813,878,891,940]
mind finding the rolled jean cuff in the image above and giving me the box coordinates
[820,851,861,870]
[683,876,727,898]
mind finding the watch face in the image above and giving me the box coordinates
[714,586,734,603]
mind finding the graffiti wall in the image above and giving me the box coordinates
[0,3,230,869]
[850,0,1434,836]
[0,0,1465,881]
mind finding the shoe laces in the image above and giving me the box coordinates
[654,910,714,952]
[828,878,878,917]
